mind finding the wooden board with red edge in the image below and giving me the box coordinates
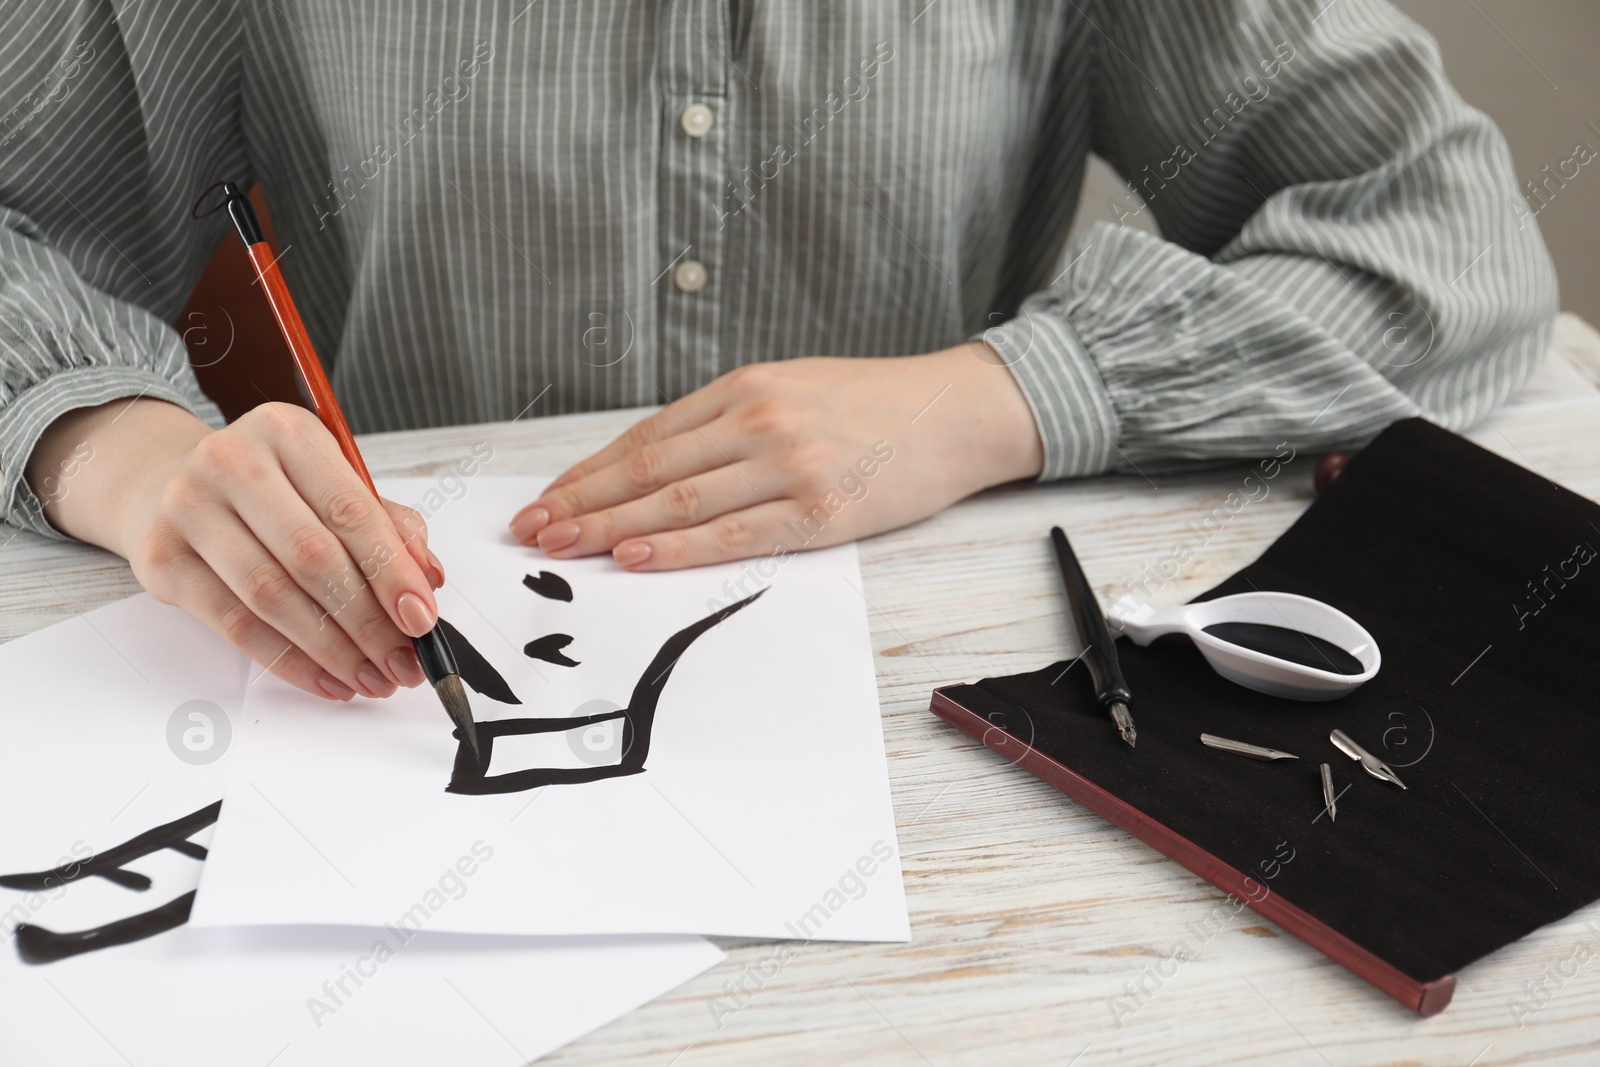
[930,687,1457,1016]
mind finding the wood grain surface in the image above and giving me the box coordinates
[4,313,1599,1067]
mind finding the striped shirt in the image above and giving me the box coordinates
[0,0,1559,538]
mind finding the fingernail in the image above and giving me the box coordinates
[357,660,395,698]
[511,506,551,543]
[425,547,446,587]
[317,672,356,701]
[388,646,427,687]
[537,520,580,552]
[614,542,652,567]
[396,591,436,638]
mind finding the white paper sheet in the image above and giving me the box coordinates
[0,596,722,1067]
[193,477,909,941]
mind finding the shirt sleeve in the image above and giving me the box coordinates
[0,3,242,540]
[997,0,1559,481]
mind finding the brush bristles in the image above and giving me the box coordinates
[435,674,480,759]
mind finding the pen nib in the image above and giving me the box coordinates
[1320,763,1337,823]
[1109,702,1137,749]
[435,674,481,763]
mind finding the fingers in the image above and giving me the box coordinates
[264,410,440,640]
[382,497,444,589]
[184,508,399,699]
[512,424,761,547]
[230,483,427,691]
[536,461,778,559]
[151,551,353,700]
[541,385,732,494]
[117,402,446,704]
[612,500,807,571]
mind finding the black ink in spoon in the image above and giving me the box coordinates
[1202,622,1364,676]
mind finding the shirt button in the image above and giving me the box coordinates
[673,259,709,293]
[679,103,714,138]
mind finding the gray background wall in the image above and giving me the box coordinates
[1071,0,1599,325]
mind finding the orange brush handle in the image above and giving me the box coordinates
[244,241,378,498]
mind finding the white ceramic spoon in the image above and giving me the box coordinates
[1106,591,1380,701]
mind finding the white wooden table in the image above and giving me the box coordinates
[5,314,1599,1066]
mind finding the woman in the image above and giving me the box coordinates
[3,1,1556,703]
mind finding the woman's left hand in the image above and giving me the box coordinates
[508,344,1045,570]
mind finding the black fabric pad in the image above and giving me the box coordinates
[943,418,1600,983]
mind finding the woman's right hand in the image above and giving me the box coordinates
[29,398,446,701]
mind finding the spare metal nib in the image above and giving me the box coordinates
[1320,763,1337,822]
[1329,728,1406,789]
[1109,702,1137,748]
[1200,733,1299,762]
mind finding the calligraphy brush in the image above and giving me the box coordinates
[1050,526,1137,748]
[197,182,480,760]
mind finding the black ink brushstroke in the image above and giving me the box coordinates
[435,616,522,705]
[14,891,196,964]
[0,802,220,892]
[447,588,767,795]
[523,633,580,667]
[0,801,221,964]
[522,571,574,602]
